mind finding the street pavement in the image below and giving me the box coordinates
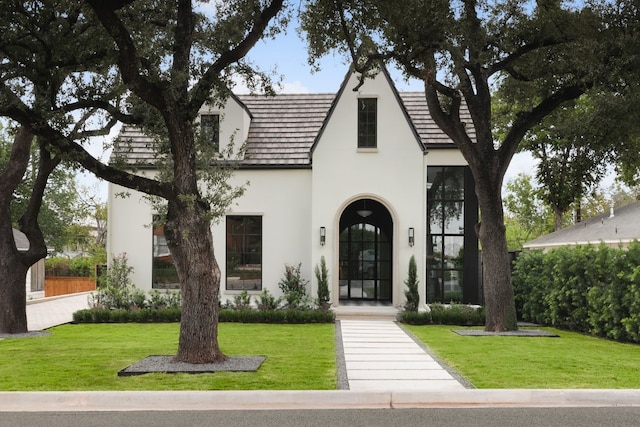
[1,294,639,412]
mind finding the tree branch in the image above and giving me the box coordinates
[189,0,285,115]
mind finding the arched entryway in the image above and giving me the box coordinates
[338,198,393,302]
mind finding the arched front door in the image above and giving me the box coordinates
[339,199,393,302]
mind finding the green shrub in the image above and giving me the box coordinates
[314,256,331,311]
[256,289,281,311]
[278,263,311,310]
[398,304,484,326]
[512,241,640,344]
[73,308,181,323]
[397,311,432,325]
[232,290,252,310]
[403,255,419,312]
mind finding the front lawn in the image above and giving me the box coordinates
[0,323,336,391]
[405,325,640,388]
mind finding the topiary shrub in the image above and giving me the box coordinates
[314,256,331,312]
[403,255,419,312]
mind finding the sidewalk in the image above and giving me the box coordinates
[26,292,91,331]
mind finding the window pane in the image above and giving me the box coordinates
[444,236,464,268]
[152,222,179,289]
[443,167,464,200]
[357,98,377,148]
[226,215,262,290]
[201,114,220,152]
[443,201,464,234]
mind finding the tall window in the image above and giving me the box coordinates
[152,219,179,289]
[201,114,220,151]
[226,216,262,290]
[427,167,466,303]
[357,98,377,148]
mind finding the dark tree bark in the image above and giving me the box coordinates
[0,127,52,334]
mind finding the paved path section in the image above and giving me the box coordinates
[340,319,466,391]
[26,293,91,331]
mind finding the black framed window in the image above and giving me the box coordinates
[357,98,377,148]
[427,167,466,303]
[226,215,262,290]
[201,114,220,151]
[152,218,179,289]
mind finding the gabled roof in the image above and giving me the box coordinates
[524,202,640,250]
[236,93,335,167]
[112,73,464,168]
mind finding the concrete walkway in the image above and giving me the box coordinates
[340,319,466,391]
[26,292,91,331]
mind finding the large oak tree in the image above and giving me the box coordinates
[1,0,286,362]
[302,0,620,331]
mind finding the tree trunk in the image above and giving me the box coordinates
[476,178,518,332]
[165,198,226,364]
[554,207,563,231]
[0,220,29,334]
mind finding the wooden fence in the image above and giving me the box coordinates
[44,277,96,297]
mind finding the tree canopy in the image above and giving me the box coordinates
[301,0,635,331]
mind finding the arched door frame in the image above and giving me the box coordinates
[331,194,399,305]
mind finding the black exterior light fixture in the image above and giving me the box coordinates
[320,226,326,246]
[408,227,415,247]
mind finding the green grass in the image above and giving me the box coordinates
[0,323,336,391]
[405,325,640,389]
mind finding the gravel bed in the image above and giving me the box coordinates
[118,355,266,376]
[453,329,559,337]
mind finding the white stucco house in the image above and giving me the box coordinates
[107,68,482,312]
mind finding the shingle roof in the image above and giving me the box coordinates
[236,93,335,166]
[524,202,640,249]
[112,91,461,168]
[398,92,475,146]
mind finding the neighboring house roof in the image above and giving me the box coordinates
[523,202,640,250]
[112,75,467,168]
[12,228,29,251]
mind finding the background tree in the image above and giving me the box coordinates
[503,173,554,250]
[302,0,615,331]
[496,89,640,231]
[0,0,123,333]
[0,0,286,361]
[1,128,84,254]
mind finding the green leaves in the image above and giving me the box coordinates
[512,241,640,343]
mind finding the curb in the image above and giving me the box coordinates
[1,389,639,412]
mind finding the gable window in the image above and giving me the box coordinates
[200,114,220,151]
[357,98,377,148]
[226,215,262,290]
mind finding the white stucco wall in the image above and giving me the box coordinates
[107,168,312,301]
[311,71,427,308]
[212,168,312,302]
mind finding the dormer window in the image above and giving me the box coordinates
[357,98,377,148]
[201,114,220,152]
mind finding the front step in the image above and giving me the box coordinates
[333,304,400,321]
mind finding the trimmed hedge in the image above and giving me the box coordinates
[73,307,335,324]
[513,241,640,343]
[398,304,485,326]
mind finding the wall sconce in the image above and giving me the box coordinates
[320,227,326,246]
[408,227,415,247]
